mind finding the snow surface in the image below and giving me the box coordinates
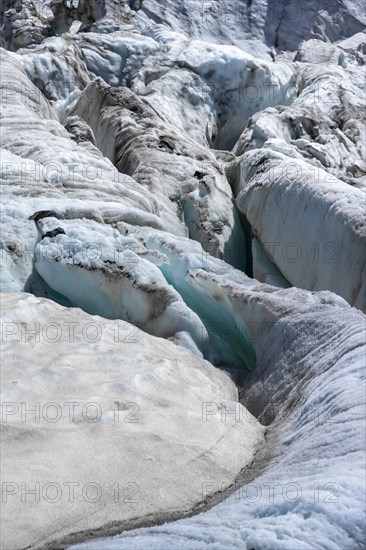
[1,292,264,550]
[62,220,366,549]
[236,150,366,311]
[70,285,366,550]
[1,0,365,549]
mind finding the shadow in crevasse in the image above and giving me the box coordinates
[24,265,75,308]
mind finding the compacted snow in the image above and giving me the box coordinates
[71,286,366,550]
[1,1,365,549]
[1,293,264,550]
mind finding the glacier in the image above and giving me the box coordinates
[0,1,365,549]
[1,292,264,550]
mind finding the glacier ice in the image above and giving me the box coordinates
[236,149,366,311]
[1,293,264,550]
[70,284,366,550]
[67,77,248,266]
[1,0,365,549]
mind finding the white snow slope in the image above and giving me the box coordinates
[71,282,366,550]
[1,292,263,550]
[1,1,365,549]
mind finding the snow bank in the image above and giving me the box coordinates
[32,215,210,358]
[0,292,264,550]
[0,49,170,292]
[70,283,366,550]
[236,150,366,311]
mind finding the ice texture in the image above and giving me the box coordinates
[1,0,365,549]
[71,285,366,550]
[1,293,264,550]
